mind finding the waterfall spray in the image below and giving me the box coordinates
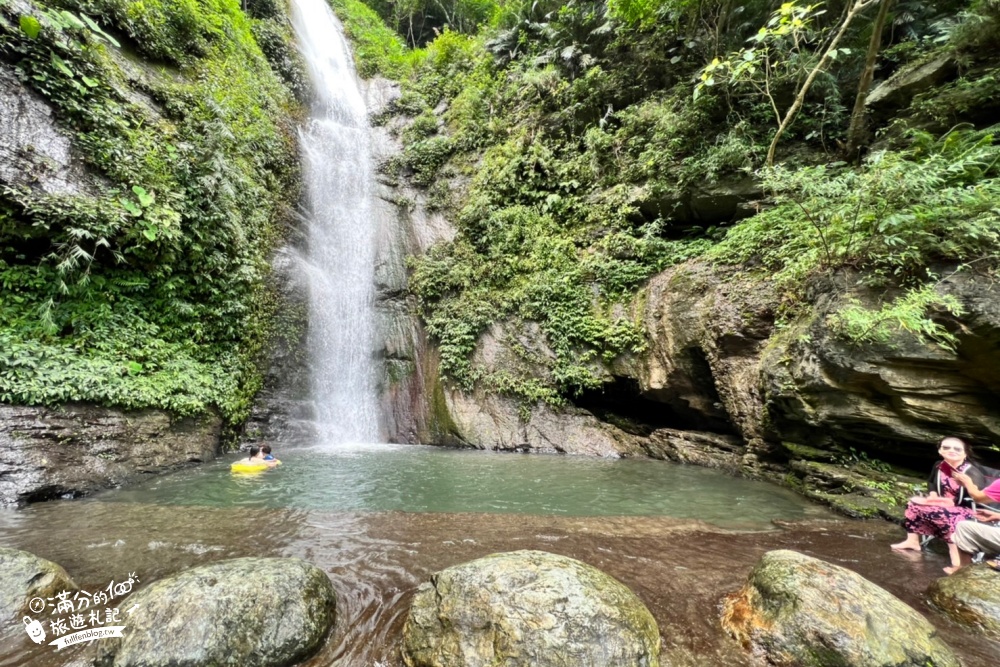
[291,0,382,444]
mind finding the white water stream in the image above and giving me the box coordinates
[290,0,383,444]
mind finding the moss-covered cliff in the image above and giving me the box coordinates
[0,0,304,424]
[339,0,1000,497]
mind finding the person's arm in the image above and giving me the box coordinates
[952,471,991,503]
[975,508,1000,523]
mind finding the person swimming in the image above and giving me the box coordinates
[261,445,279,466]
[237,446,264,464]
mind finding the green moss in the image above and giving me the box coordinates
[781,441,838,463]
[386,358,415,384]
[0,0,301,422]
[429,374,459,439]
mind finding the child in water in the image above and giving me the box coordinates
[261,445,279,466]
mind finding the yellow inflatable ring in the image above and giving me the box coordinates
[230,460,281,473]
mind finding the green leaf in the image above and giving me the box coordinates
[80,13,121,48]
[120,198,142,217]
[132,186,154,207]
[19,15,41,38]
[126,361,143,374]
[59,11,85,30]
[142,227,157,241]
[81,75,99,88]
[50,52,74,77]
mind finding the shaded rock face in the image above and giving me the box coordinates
[0,66,103,196]
[928,565,1000,640]
[623,264,998,504]
[95,557,336,667]
[242,246,314,446]
[866,56,956,114]
[444,388,645,457]
[402,550,660,667]
[0,404,221,507]
[0,548,77,625]
[722,549,959,667]
[640,428,745,471]
[763,271,1000,469]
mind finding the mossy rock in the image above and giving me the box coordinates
[0,547,77,623]
[722,550,958,667]
[402,550,660,667]
[927,565,1000,640]
[95,557,335,667]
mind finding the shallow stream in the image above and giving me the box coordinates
[2,446,997,666]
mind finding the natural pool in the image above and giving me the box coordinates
[1,445,997,666]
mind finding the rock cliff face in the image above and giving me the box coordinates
[0,404,221,507]
[427,259,1000,516]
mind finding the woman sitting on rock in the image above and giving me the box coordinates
[890,436,986,573]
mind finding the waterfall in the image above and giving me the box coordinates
[290,0,383,444]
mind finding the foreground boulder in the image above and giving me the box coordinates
[927,565,1000,639]
[0,547,77,622]
[95,557,335,667]
[402,550,660,667]
[722,550,958,667]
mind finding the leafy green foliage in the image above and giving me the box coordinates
[828,284,966,350]
[363,0,499,46]
[369,0,1000,402]
[712,126,1000,287]
[330,0,422,78]
[0,0,301,421]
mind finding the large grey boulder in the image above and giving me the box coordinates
[402,550,660,667]
[94,557,335,667]
[927,565,1000,639]
[722,550,958,667]
[0,548,77,623]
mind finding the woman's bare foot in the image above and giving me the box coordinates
[890,539,921,551]
[943,566,959,575]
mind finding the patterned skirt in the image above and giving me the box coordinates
[903,502,976,542]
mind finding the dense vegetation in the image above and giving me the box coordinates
[0,0,303,422]
[2,0,998,425]
[337,0,1000,405]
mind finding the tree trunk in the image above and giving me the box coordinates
[766,0,878,167]
[845,0,893,160]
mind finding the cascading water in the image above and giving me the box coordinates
[291,0,383,444]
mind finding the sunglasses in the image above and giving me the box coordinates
[939,445,964,451]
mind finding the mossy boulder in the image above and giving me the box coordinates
[722,550,958,667]
[402,550,660,667]
[927,565,1000,639]
[0,547,77,622]
[95,557,335,667]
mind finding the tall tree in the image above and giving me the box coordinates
[845,0,894,159]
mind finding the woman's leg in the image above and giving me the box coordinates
[943,542,964,574]
[890,533,923,550]
[891,503,928,550]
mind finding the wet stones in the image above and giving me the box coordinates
[94,557,335,667]
[0,547,77,623]
[927,565,1000,640]
[401,550,660,667]
[722,550,959,667]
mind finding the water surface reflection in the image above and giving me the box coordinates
[1,449,996,665]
